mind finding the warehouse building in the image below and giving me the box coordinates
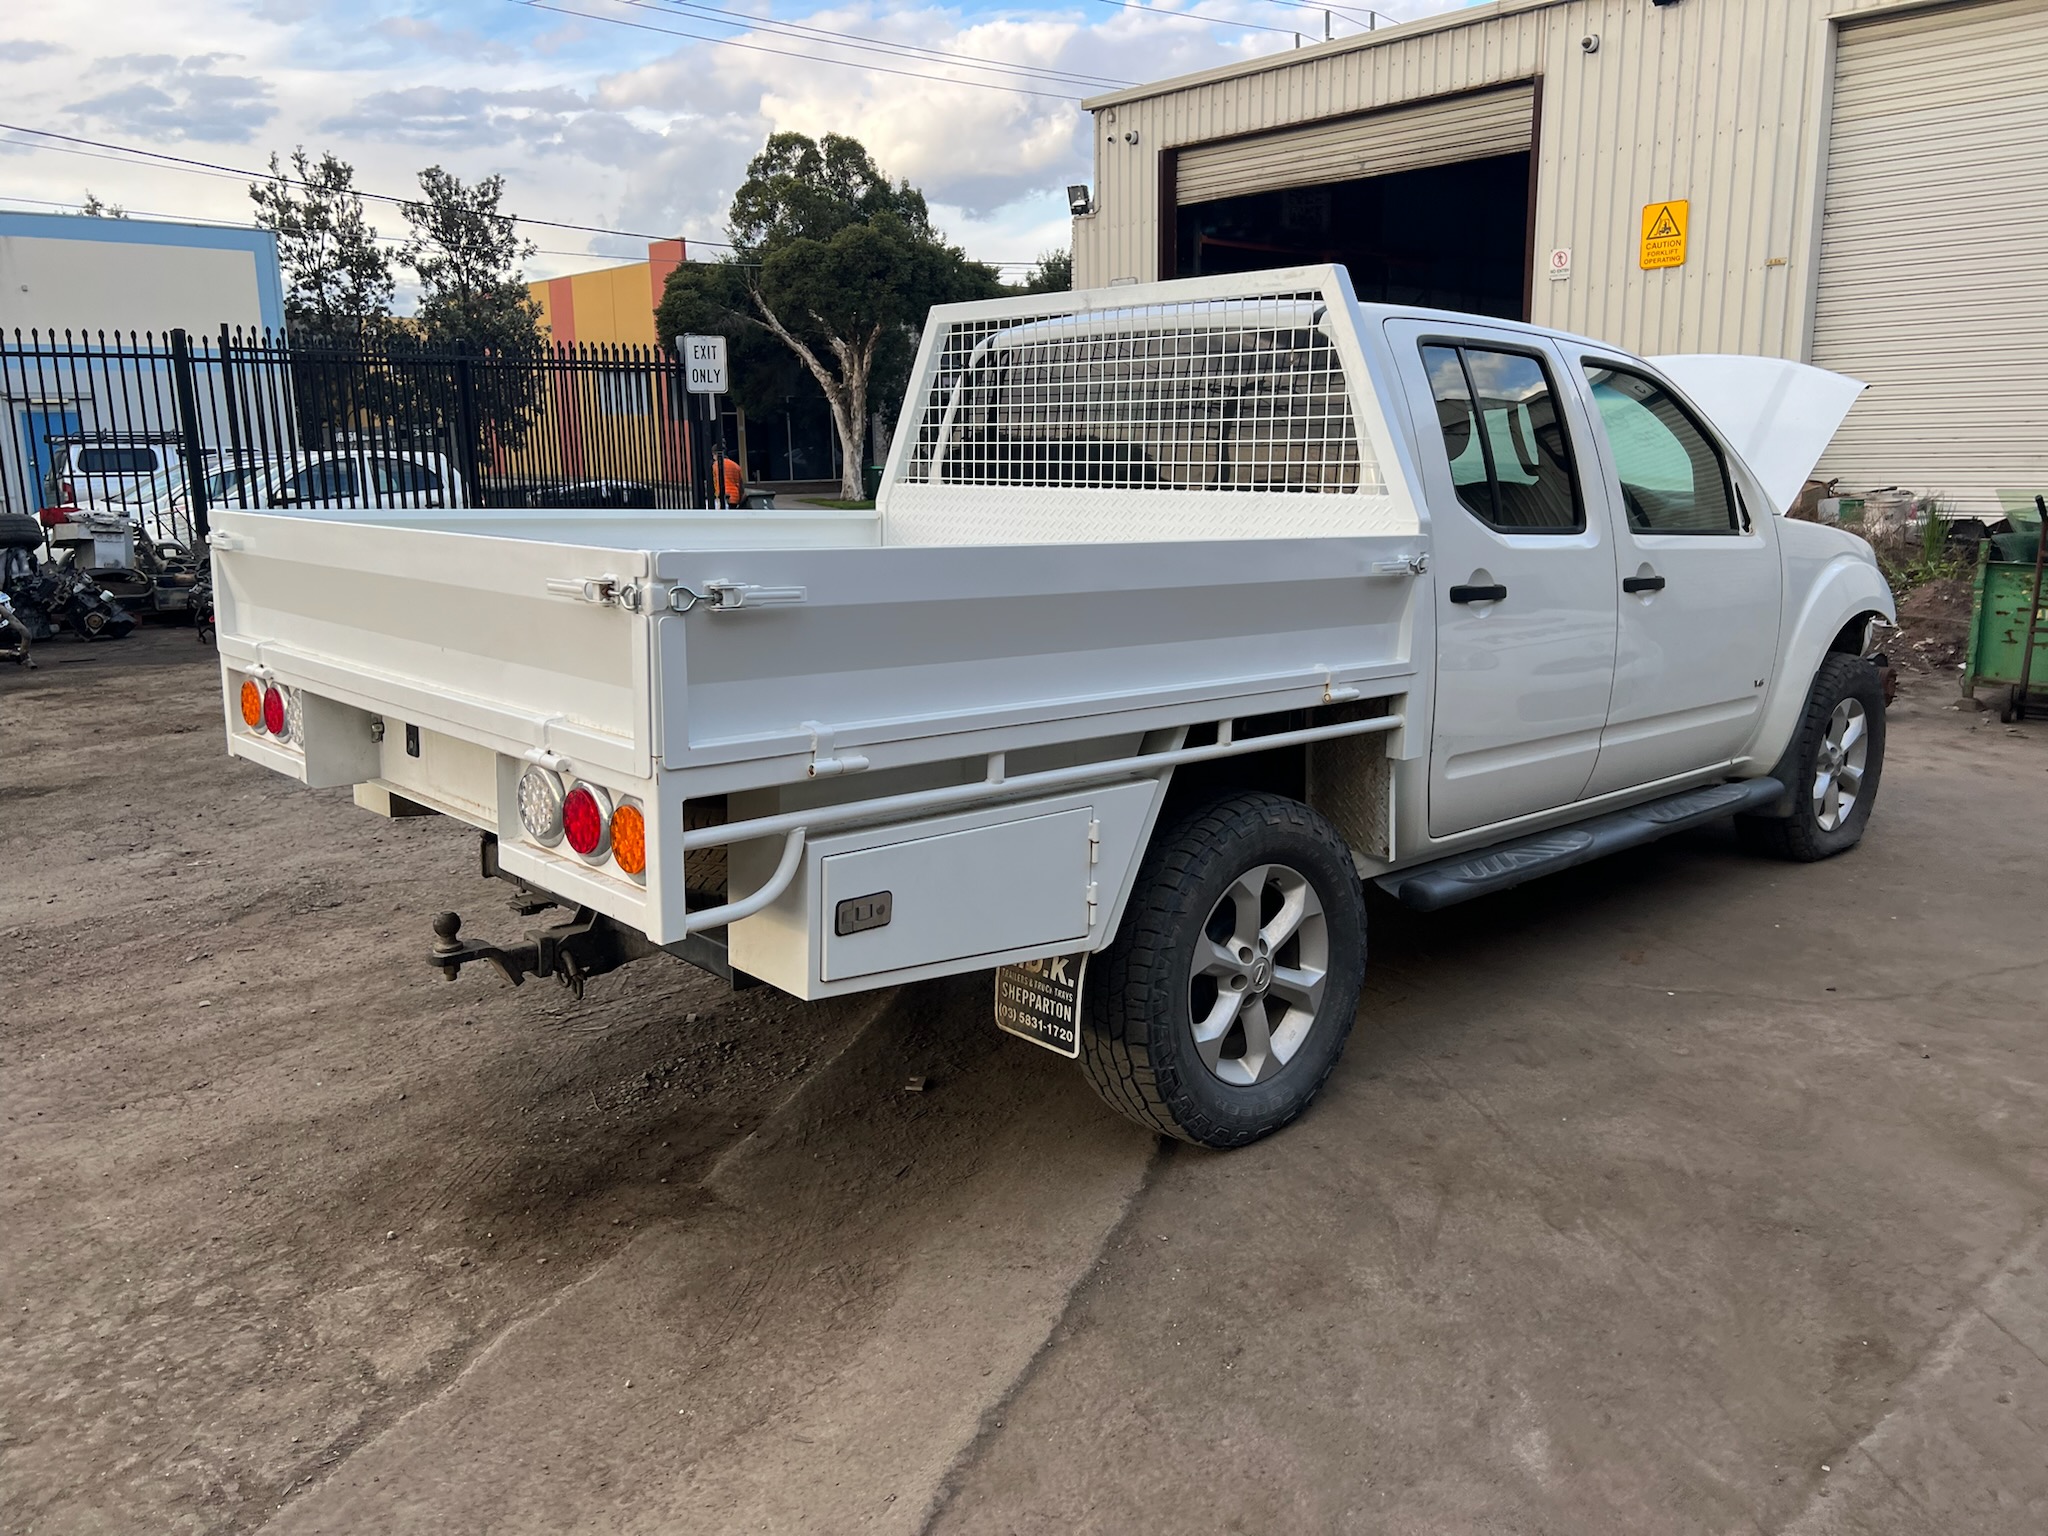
[0,210,284,338]
[1,212,284,506]
[1073,0,2047,516]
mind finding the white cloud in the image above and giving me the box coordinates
[3,0,1482,284]
[374,17,522,67]
[321,84,593,147]
[71,53,277,143]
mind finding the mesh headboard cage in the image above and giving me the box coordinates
[880,269,1414,546]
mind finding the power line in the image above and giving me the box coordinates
[1089,1,1305,40]
[0,121,718,246]
[0,192,642,261]
[0,127,1046,268]
[645,0,1132,88]
[509,0,1090,100]
[1246,0,1406,26]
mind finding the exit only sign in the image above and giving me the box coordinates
[681,334,728,394]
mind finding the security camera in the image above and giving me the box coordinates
[1581,33,1599,53]
[1067,184,1094,216]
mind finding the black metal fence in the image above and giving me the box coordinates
[2,327,716,546]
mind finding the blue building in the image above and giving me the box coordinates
[1,212,285,508]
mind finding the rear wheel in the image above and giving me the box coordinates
[1737,654,1886,861]
[1077,792,1366,1148]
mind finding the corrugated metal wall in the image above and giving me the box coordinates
[1811,0,2048,515]
[1176,84,1535,204]
[1076,0,1950,361]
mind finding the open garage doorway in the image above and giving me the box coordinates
[1174,151,1532,320]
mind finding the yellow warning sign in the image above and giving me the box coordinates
[1641,200,1688,270]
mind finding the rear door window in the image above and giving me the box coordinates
[1421,345,1583,533]
[1582,364,1740,534]
[375,458,441,494]
[290,461,359,501]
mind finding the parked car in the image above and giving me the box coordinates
[105,450,469,517]
[40,438,178,509]
[515,479,673,510]
[266,451,469,511]
[210,268,1895,1150]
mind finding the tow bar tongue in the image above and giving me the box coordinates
[429,909,657,998]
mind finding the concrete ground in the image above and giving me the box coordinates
[3,629,2043,1535]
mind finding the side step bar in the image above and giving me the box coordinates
[1375,778,1785,913]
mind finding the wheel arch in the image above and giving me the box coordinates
[1092,739,1310,953]
[1749,552,1895,783]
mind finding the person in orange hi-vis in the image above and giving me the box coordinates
[718,453,743,508]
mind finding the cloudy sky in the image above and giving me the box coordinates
[0,0,1475,293]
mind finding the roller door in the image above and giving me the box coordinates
[1175,84,1535,207]
[1811,0,2048,517]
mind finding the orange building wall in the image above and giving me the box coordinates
[530,239,686,349]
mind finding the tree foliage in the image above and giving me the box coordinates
[658,131,1001,498]
[1015,249,1072,295]
[80,190,128,219]
[399,166,546,358]
[397,166,548,464]
[249,148,394,345]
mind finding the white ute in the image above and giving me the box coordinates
[212,268,1895,1147]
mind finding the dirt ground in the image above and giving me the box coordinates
[1892,576,1976,675]
[3,627,2044,1536]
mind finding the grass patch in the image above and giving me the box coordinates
[806,497,876,510]
[1873,493,1972,603]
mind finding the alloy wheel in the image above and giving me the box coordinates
[1813,697,1869,832]
[1186,863,1330,1087]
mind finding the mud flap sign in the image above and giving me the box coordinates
[994,954,1086,1059]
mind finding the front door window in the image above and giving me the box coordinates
[1582,366,1741,534]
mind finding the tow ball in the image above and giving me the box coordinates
[429,908,658,998]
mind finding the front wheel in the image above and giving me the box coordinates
[1737,654,1886,861]
[1077,792,1366,1149]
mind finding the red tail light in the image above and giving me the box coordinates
[561,783,612,858]
[262,684,287,738]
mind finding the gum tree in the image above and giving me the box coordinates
[660,133,999,499]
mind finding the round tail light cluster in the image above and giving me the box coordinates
[516,765,643,881]
[240,677,294,743]
[516,764,565,843]
[562,783,612,858]
[610,802,646,876]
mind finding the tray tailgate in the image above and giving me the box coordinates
[212,509,653,776]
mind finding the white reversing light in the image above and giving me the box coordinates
[517,765,566,844]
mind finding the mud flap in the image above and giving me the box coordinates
[994,955,1086,1059]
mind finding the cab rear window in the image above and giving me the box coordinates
[77,447,159,474]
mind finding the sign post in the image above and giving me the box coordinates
[680,333,730,507]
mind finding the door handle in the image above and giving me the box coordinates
[1622,575,1666,594]
[1449,583,1508,604]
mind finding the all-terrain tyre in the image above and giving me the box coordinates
[1736,653,1886,862]
[1077,792,1366,1148]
